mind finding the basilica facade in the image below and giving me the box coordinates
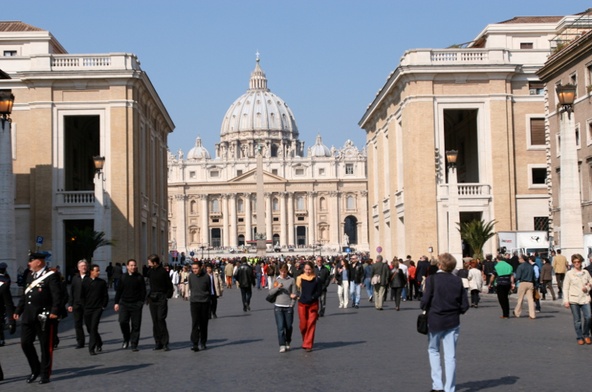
[168,58,368,255]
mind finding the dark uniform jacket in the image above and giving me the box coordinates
[115,272,147,304]
[0,276,15,322]
[315,264,331,292]
[69,273,89,308]
[147,265,174,299]
[82,277,109,311]
[16,268,63,323]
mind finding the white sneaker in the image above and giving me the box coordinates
[286,344,290,351]
[279,346,286,353]
[338,304,343,308]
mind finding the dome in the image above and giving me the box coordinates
[186,137,211,160]
[220,57,299,142]
[308,134,331,157]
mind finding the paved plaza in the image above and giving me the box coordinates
[1,284,591,391]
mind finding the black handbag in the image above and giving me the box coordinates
[266,290,280,303]
[417,311,428,335]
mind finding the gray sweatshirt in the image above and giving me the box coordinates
[269,275,296,307]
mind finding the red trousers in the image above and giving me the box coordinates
[298,301,319,350]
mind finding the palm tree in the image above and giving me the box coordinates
[68,227,114,262]
[457,219,496,260]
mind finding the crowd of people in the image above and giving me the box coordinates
[2,248,591,391]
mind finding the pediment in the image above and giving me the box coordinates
[229,168,287,184]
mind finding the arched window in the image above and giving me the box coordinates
[190,200,197,214]
[237,198,244,213]
[296,195,305,211]
[346,195,356,210]
[211,198,220,213]
[272,197,279,211]
[319,197,327,211]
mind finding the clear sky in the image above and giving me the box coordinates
[6,1,591,155]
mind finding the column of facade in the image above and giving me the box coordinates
[244,193,252,241]
[287,192,295,246]
[329,191,340,247]
[175,194,188,251]
[198,194,209,246]
[308,191,316,246]
[280,192,287,246]
[265,192,273,242]
[222,194,229,248]
[229,193,238,248]
[359,191,369,250]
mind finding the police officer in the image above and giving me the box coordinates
[14,253,63,384]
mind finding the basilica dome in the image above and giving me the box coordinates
[219,57,299,143]
[187,136,211,160]
[308,134,332,157]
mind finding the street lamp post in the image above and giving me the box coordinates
[446,150,463,268]
[93,155,107,272]
[0,88,16,289]
[556,84,583,256]
[200,245,206,260]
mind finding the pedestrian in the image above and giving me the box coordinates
[169,265,180,298]
[0,261,16,381]
[106,262,114,288]
[389,259,406,311]
[490,256,515,318]
[82,264,108,356]
[315,256,331,317]
[179,265,190,300]
[467,260,483,308]
[514,254,536,319]
[224,260,234,289]
[147,254,174,351]
[189,260,211,351]
[112,262,123,291]
[420,253,469,392]
[335,258,350,308]
[114,259,146,352]
[235,257,255,312]
[206,263,223,318]
[407,260,418,300]
[349,255,364,308]
[540,257,556,301]
[67,259,89,349]
[14,253,63,384]
[363,258,374,302]
[270,263,297,353]
[296,261,321,352]
[562,253,592,345]
[553,249,568,299]
[416,255,430,299]
[371,255,389,310]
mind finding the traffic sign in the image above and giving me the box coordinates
[376,246,382,254]
[36,236,44,246]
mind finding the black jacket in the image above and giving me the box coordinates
[315,264,331,292]
[148,264,174,298]
[82,277,109,311]
[69,273,89,307]
[115,272,146,304]
[16,268,63,323]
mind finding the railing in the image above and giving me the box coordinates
[439,183,492,198]
[401,48,550,67]
[27,53,141,72]
[57,191,95,205]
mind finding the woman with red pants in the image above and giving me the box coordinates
[296,261,321,352]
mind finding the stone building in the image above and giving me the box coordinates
[168,58,368,255]
[359,15,569,260]
[0,21,173,279]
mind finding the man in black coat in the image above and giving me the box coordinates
[188,260,211,351]
[82,264,109,356]
[147,254,174,351]
[0,262,16,381]
[67,259,89,349]
[14,253,63,384]
[114,259,146,351]
[315,256,331,316]
[234,257,255,312]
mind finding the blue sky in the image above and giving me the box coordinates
[7,1,591,155]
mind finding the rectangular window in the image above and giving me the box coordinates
[295,168,304,176]
[529,118,545,146]
[189,171,196,179]
[345,164,354,175]
[3,50,17,57]
[210,170,219,178]
[238,218,244,223]
[520,42,533,49]
[319,168,325,176]
[531,167,547,186]
[529,81,544,95]
[272,169,278,175]
[236,170,243,176]
[273,217,279,222]
[533,216,549,231]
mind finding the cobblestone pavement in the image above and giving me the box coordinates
[1,284,590,391]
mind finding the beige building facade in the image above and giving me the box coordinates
[537,10,592,256]
[0,22,173,279]
[168,59,368,256]
[359,15,569,260]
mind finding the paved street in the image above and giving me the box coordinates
[1,284,590,391]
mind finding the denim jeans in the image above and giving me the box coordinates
[428,326,460,392]
[349,282,362,306]
[569,303,591,340]
[364,278,374,299]
[274,306,294,346]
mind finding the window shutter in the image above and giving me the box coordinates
[530,118,545,146]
